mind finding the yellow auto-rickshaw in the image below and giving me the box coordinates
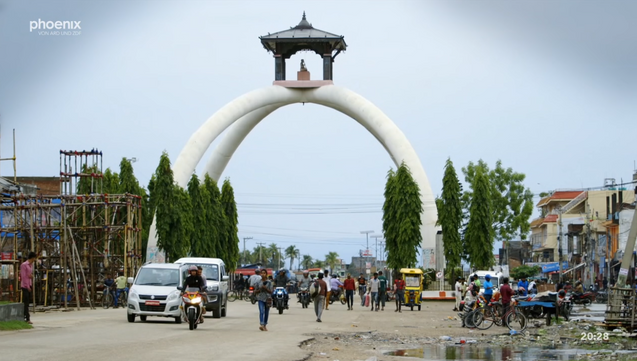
[400,268,423,311]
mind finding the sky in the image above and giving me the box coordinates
[1,0,637,267]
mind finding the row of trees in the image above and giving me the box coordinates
[438,159,534,271]
[238,243,340,272]
[152,152,241,270]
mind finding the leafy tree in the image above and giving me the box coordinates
[462,160,534,242]
[285,245,300,270]
[187,174,208,257]
[313,260,325,270]
[171,186,193,260]
[220,179,240,271]
[102,168,120,194]
[153,152,181,261]
[267,243,281,269]
[438,158,464,272]
[382,162,422,269]
[510,265,541,280]
[301,254,313,270]
[325,251,339,272]
[464,167,494,269]
[118,158,139,194]
[203,175,224,260]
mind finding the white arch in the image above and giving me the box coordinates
[147,85,438,263]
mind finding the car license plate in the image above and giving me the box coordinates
[145,300,160,306]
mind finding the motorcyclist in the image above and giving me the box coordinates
[297,271,311,303]
[574,281,584,294]
[329,274,344,301]
[273,270,290,309]
[182,265,207,321]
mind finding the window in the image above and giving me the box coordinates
[405,275,420,288]
[135,268,180,286]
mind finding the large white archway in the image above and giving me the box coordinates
[147,85,438,267]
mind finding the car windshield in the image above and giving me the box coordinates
[135,268,180,286]
[405,275,420,287]
[182,264,219,281]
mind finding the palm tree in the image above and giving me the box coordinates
[301,254,313,270]
[314,260,325,269]
[325,252,339,273]
[267,243,281,269]
[285,245,300,271]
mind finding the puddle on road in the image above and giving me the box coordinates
[384,344,636,360]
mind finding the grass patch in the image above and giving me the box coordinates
[0,301,14,305]
[0,321,33,331]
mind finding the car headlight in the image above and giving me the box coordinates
[129,289,138,300]
[167,290,180,301]
[207,285,218,292]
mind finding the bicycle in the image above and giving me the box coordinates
[102,287,128,309]
[471,300,504,330]
[227,287,244,302]
[503,299,527,332]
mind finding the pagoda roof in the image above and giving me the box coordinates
[260,13,347,56]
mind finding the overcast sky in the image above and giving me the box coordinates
[1,1,637,267]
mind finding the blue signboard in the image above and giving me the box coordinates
[541,261,569,273]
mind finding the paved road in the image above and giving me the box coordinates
[1,300,324,361]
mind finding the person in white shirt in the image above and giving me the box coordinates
[368,272,380,311]
[454,277,462,312]
[323,270,332,310]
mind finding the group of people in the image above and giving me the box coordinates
[102,271,130,308]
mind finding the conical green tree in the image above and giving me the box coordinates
[439,158,463,272]
[383,162,422,269]
[172,186,193,260]
[187,174,208,257]
[220,179,240,271]
[153,152,180,261]
[203,174,224,260]
[464,167,494,269]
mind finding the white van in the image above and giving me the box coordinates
[174,257,229,318]
[126,263,187,323]
[473,271,504,293]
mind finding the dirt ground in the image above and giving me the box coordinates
[298,300,637,361]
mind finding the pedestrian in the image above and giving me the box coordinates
[518,277,529,297]
[314,273,328,322]
[500,277,513,322]
[393,273,406,313]
[323,270,332,310]
[344,274,356,310]
[483,274,494,304]
[368,272,380,311]
[20,252,37,324]
[358,273,367,306]
[255,269,273,331]
[377,271,387,311]
[115,270,129,307]
[461,277,467,301]
[454,277,462,312]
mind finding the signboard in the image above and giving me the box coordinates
[436,271,443,279]
[365,262,371,269]
[541,261,569,273]
[422,248,435,269]
[1,252,13,260]
[619,268,629,276]
[362,250,372,257]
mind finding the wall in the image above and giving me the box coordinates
[617,208,636,259]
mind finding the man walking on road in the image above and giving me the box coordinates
[344,274,356,310]
[368,272,380,311]
[314,273,328,322]
[324,270,332,310]
[20,252,37,324]
[393,273,406,313]
[454,277,462,312]
[377,271,387,311]
[358,273,367,306]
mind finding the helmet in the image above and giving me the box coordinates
[558,290,566,298]
[485,275,491,280]
[188,265,198,272]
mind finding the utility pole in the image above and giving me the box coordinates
[558,207,564,283]
[257,242,265,264]
[371,235,382,259]
[242,237,253,266]
[360,230,374,254]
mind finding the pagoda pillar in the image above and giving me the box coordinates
[322,54,332,80]
[275,55,286,81]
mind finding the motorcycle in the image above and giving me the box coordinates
[568,291,595,305]
[244,286,257,304]
[298,287,311,308]
[273,287,287,314]
[329,287,346,305]
[179,286,204,331]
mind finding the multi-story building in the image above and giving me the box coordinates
[530,186,634,284]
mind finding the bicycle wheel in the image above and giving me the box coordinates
[227,291,237,302]
[102,293,113,309]
[506,309,527,332]
[473,307,495,330]
[119,292,128,308]
[492,304,504,326]
[464,309,477,328]
[242,290,251,302]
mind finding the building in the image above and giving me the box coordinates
[15,176,61,196]
[530,184,635,285]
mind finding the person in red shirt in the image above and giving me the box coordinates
[343,274,356,310]
[20,252,37,324]
[499,277,514,321]
[393,276,406,313]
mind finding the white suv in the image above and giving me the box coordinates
[174,257,229,318]
[126,263,186,323]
